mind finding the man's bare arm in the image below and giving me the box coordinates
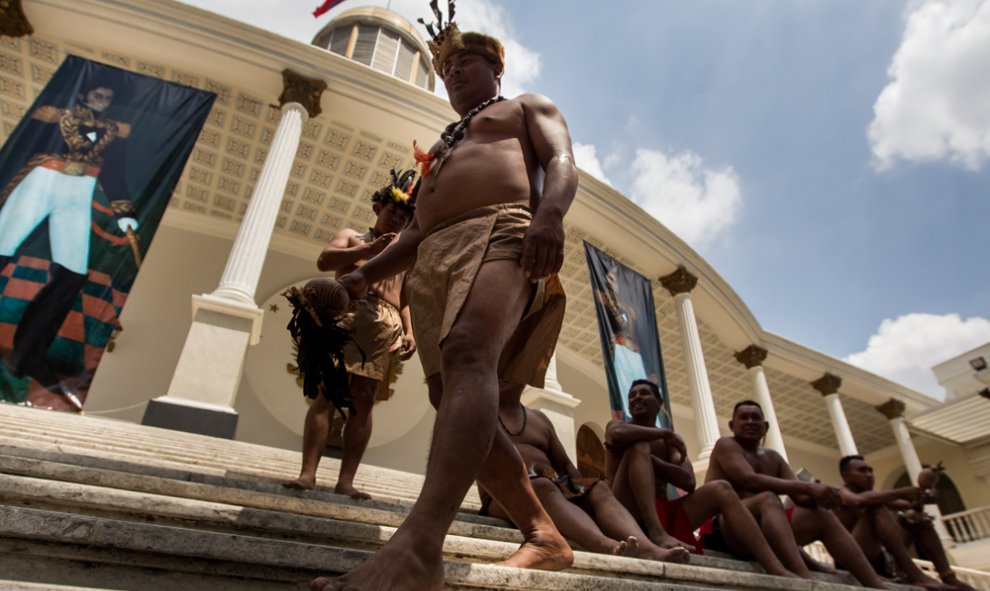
[839,486,925,509]
[651,440,696,493]
[605,420,678,450]
[520,93,577,282]
[537,410,583,482]
[711,438,830,502]
[339,217,423,298]
[317,228,386,273]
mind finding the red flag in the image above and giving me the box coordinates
[313,0,346,18]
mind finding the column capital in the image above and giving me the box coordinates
[875,398,906,421]
[735,345,768,369]
[279,69,327,118]
[659,265,698,296]
[810,373,842,396]
[0,0,34,37]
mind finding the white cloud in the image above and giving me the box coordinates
[627,148,742,250]
[845,313,990,398]
[868,0,990,170]
[572,143,612,185]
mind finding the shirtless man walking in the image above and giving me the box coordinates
[312,11,577,591]
[484,381,691,564]
[283,172,416,498]
[707,400,893,589]
[836,455,963,590]
[605,380,799,579]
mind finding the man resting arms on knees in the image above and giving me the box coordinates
[707,400,894,589]
[606,380,799,579]
[836,455,965,590]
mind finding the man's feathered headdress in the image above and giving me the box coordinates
[418,0,504,78]
[371,168,417,213]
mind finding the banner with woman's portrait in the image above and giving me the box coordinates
[0,55,215,410]
[584,242,672,427]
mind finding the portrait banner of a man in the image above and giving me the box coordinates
[0,55,215,411]
[584,242,672,427]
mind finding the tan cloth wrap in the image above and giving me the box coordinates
[337,295,403,381]
[406,203,566,387]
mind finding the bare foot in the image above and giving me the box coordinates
[283,476,316,490]
[909,576,957,591]
[650,532,694,553]
[334,482,372,500]
[497,523,573,571]
[611,535,640,557]
[311,535,445,591]
[639,544,690,564]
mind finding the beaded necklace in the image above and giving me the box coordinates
[414,95,505,178]
[498,404,527,437]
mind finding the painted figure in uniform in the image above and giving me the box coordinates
[0,81,138,411]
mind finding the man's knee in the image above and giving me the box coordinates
[441,328,494,370]
[704,479,736,501]
[530,477,558,499]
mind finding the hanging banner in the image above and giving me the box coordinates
[0,55,215,411]
[584,242,672,427]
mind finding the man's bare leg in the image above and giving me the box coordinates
[738,492,813,578]
[609,440,691,551]
[680,482,798,578]
[284,394,331,490]
[576,480,690,563]
[906,520,977,590]
[316,260,546,591]
[432,375,572,570]
[855,507,954,590]
[334,375,378,499]
[791,506,892,590]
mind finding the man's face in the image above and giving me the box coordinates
[628,383,660,420]
[842,458,876,491]
[442,51,499,109]
[729,404,768,441]
[373,202,412,234]
[83,87,114,113]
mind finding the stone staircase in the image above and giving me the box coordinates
[0,403,919,591]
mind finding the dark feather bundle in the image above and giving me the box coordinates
[283,286,359,421]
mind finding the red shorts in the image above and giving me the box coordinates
[655,497,703,554]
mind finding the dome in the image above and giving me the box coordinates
[312,6,436,91]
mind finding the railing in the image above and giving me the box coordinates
[943,505,990,544]
[915,559,990,591]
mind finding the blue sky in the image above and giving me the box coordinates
[181,0,990,399]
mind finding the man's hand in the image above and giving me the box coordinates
[370,232,398,254]
[521,210,565,282]
[809,483,842,508]
[399,333,417,360]
[338,270,368,301]
[662,431,688,459]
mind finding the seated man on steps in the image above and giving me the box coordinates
[605,380,800,579]
[835,455,969,590]
[706,400,894,589]
[481,380,691,564]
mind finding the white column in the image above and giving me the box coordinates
[812,374,858,457]
[824,393,858,456]
[145,72,324,437]
[661,267,719,463]
[877,399,953,545]
[751,367,787,459]
[674,292,719,461]
[213,102,306,304]
[735,345,787,461]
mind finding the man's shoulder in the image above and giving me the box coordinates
[511,92,559,112]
